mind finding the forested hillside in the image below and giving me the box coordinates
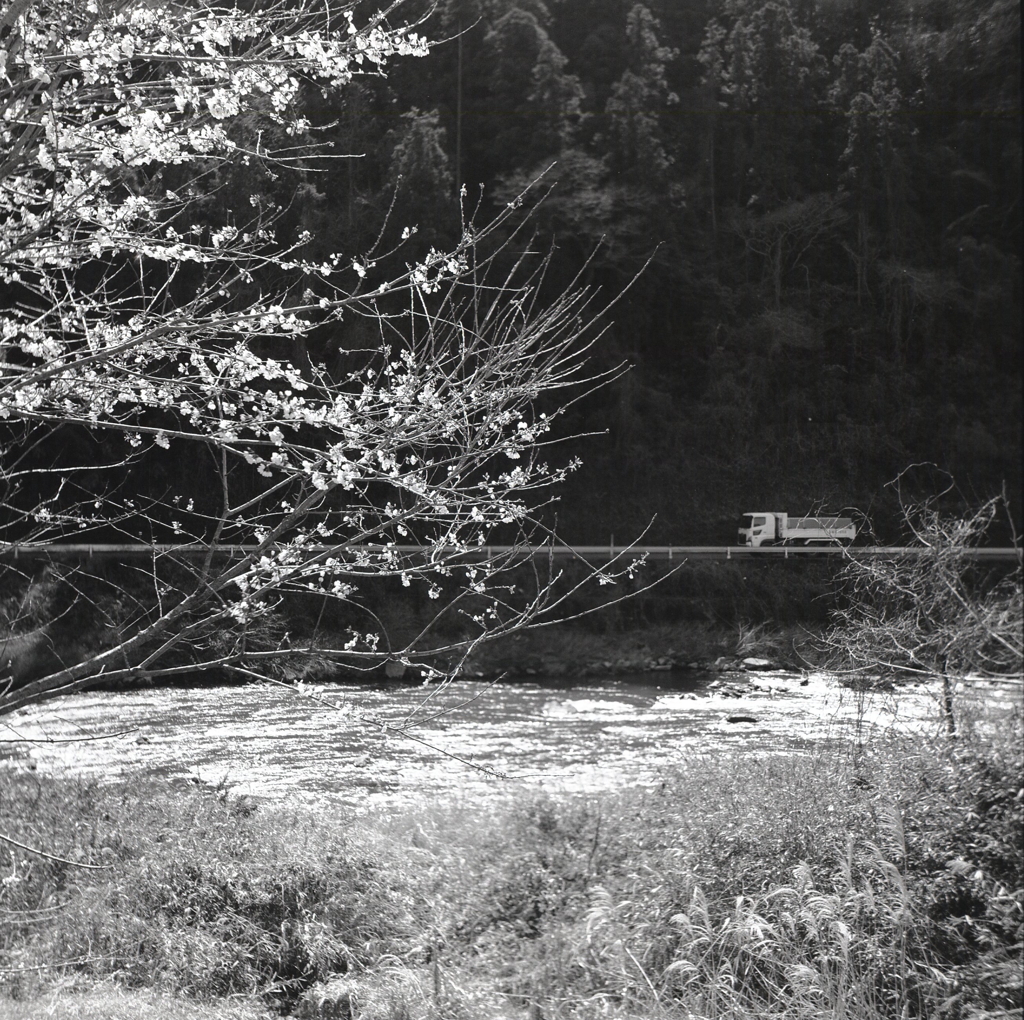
[3,0,1020,547]
[299,0,1022,542]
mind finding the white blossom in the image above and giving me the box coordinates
[0,0,627,722]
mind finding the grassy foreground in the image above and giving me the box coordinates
[1,704,1021,1019]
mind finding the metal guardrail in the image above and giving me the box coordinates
[0,543,1020,562]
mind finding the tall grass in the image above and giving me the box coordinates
[0,776,414,1007]
[2,706,1020,1018]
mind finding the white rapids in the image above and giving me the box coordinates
[3,672,1012,808]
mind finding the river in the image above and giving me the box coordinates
[2,670,990,808]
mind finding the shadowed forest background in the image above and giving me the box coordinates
[240,0,1021,544]
[10,0,1020,546]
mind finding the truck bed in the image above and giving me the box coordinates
[789,517,854,530]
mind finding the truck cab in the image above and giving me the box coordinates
[738,513,777,547]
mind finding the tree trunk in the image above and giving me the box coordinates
[939,653,956,735]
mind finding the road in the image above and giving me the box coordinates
[0,543,1019,562]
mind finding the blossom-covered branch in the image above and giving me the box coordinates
[0,0,637,716]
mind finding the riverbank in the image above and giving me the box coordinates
[0,555,836,694]
[1,693,1020,1020]
[454,620,812,680]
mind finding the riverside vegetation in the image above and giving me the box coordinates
[1,692,1021,1020]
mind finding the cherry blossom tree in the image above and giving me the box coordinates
[0,0,634,717]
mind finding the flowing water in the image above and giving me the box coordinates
[2,671,995,808]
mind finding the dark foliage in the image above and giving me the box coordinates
[354,0,1023,542]
[2,0,1019,546]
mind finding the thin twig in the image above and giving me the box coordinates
[0,831,114,870]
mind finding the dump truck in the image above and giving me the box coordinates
[738,512,856,547]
